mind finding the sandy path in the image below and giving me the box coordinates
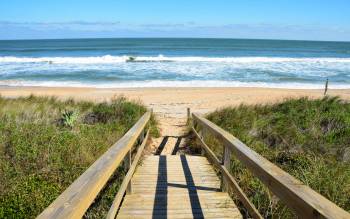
[2,86,350,154]
[148,115,188,155]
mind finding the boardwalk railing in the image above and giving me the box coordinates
[38,111,151,219]
[191,112,350,219]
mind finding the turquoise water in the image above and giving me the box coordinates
[0,38,350,88]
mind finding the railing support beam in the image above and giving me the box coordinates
[221,144,232,192]
[187,107,191,125]
[124,151,132,194]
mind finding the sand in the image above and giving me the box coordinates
[2,86,350,153]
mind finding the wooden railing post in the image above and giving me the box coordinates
[221,144,232,192]
[140,128,145,143]
[200,135,206,156]
[187,108,191,125]
[124,150,132,194]
[197,127,206,156]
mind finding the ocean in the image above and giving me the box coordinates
[0,38,350,88]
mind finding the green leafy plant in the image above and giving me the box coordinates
[60,110,79,128]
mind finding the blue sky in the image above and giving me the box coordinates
[0,0,349,41]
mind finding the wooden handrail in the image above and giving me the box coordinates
[107,129,150,219]
[37,112,151,219]
[192,113,350,219]
[192,127,263,219]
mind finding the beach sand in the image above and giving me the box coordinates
[2,86,350,153]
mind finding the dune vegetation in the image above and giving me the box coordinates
[0,95,158,218]
[191,96,350,218]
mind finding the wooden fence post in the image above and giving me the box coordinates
[324,78,329,96]
[221,144,232,192]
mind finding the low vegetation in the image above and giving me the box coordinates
[0,95,158,218]
[191,96,350,218]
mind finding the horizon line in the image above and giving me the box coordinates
[1,36,349,43]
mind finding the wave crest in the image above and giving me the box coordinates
[1,55,350,64]
[1,79,350,89]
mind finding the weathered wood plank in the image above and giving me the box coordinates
[122,194,234,203]
[118,209,242,217]
[37,112,151,219]
[193,113,350,219]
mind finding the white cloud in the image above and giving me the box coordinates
[0,21,349,41]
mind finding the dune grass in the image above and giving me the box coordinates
[192,96,350,218]
[0,95,158,218]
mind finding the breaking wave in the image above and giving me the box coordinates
[1,55,350,64]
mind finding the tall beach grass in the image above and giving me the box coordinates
[190,96,350,218]
[0,95,158,218]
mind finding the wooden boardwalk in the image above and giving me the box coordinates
[117,155,242,219]
[38,111,350,219]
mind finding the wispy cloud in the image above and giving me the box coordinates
[0,21,121,25]
[0,21,349,41]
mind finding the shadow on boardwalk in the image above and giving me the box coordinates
[152,153,220,218]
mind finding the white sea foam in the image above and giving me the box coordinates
[1,55,350,89]
[1,55,350,64]
[1,80,349,89]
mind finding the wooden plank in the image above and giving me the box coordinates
[118,212,241,219]
[121,193,230,198]
[132,176,219,180]
[121,200,237,209]
[193,113,350,219]
[37,112,151,219]
[118,215,238,219]
[142,155,208,160]
[132,181,220,185]
[187,107,191,125]
[133,170,216,175]
[130,186,220,191]
[122,198,231,203]
[106,129,150,219]
[118,208,242,217]
[132,182,220,186]
[122,194,234,203]
[118,216,235,219]
[132,178,220,182]
[130,189,219,194]
[136,167,214,170]
[192,127,262,219]
[139,162,211,165]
